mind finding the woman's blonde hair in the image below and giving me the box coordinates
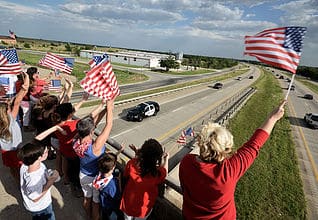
[197,122,233,163]
[0,102,11,141]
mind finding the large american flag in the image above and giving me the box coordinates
[244,26,307,74]
[0,49,23,75]
[80,60,120,100]
[39,52,74,74]
[44,79,62,92]
[89,53,109,69]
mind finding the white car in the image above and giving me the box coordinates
[304,113,318,129]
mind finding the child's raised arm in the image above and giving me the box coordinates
[11,72,29,119]
[93,98,114,154]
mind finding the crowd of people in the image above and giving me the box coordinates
[0,67,286,220]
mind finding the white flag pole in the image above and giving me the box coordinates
[284,73,295,100]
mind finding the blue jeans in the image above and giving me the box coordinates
[30,203,55,220]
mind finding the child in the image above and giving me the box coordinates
[75,98,114,220]
[18,142,60,220]
[120,139,169,220]
[0,72,29,183]
[94,152,122,220]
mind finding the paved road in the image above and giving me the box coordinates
[277,74,318,219]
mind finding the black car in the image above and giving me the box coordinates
[213,82,223,89]
[304,94,313,100]
[126,101,160,122]
[248,75,254,79]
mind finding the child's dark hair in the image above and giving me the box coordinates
[18,142,46,166]
[138,139,163,177]
[76,115,95,138]
[98,152,117,174]
[55,103,74,121]
[26,67,38,81]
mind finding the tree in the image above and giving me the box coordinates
[160,55,179,71]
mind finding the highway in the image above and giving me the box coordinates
[277,73,318,219]
[90,67,260,160]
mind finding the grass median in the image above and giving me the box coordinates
[229,69,306,219]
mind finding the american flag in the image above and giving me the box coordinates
[80,60,120,100]
[0,49,23,74]
[9,30,16,40]
[244,26,307,74]
[39,52,74,74]
[177,127,194,145]
[45,79,62,92]
[89,53,109,68]
[0,77,9,96]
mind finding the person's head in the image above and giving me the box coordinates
[0,102,11,141]
[26,67,39,81]
[39,95,59,111]
[76,115,95,139]
[55,103,74,121]
[18,142,48,166]
[197,123,234,163]
[138,138,164,177]
[98,152,117,174]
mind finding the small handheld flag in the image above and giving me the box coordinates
[39,52,74,74]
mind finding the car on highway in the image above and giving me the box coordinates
[126,101,160,122]
[236,77,242,81]
[248,75,254,79]
[279,75,284,79]
[213,82,223,89]
[304,94,313,100]
[289,84,295,91]
[304,113,318,129]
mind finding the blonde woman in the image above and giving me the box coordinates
[179,100,286,220]
[0,72,29,183]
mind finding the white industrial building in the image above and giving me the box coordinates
[80,50,174,68]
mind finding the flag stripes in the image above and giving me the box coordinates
[244,26,306,74]
[80,60,120,100]
[39,52,73,74]
[0,50,23,75]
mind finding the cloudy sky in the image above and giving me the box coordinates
[0,0,317,67]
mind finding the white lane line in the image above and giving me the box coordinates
[112,128,135,138]
[172,107,183,112]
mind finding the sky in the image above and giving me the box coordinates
[0,0,317,67]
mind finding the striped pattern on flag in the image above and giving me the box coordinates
[80,60,120,100]
[177,127,195,145]
[0,50,23,74]
[44,79,62,92]
[38,52,73,74]
[244,26,306,74]
[177,130,187,145]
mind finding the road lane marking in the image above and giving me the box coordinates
[112,128,135,138]
[156,98,225,142]
[172,107,183,112]
[288,98,318,182]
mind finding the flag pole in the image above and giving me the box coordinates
[284,73,295,100]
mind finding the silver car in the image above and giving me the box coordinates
[304,113,318,129]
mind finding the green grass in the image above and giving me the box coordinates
[229,69,307,219]
[297,78,318,94]
[17,51,148,87]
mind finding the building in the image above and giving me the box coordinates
[80,50,172,68]
[0,36,17,45]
